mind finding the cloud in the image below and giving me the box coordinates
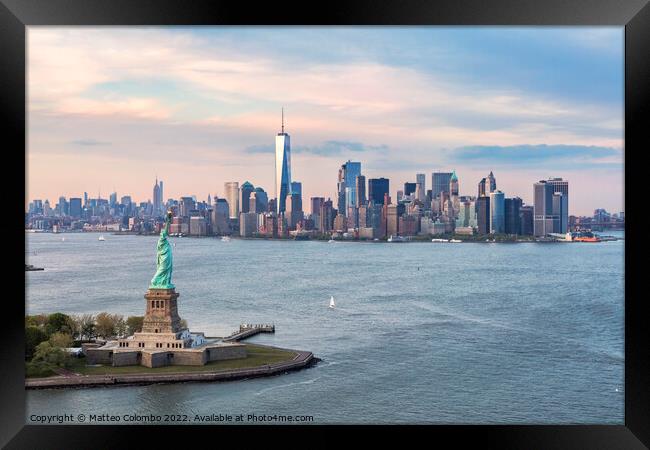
[450,144,621,168]
[294,141,389,156]
[245,144,274,154]
[70,139,111,146]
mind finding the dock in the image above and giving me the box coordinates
[223,323,275,342]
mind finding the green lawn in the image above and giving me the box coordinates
[37,344,297,377]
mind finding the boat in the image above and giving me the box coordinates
[61,237,65,242]
[449,239,462,243]
[431,238,447,243]
[221,236,231,242]
[98,235,105,241]
[388,235,405,242]
[328,239,335,243]
[25,264,44,271]
[329,296,336,309]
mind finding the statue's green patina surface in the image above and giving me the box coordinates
[150,211,175,289]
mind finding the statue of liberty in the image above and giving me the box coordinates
[150,210,175,289]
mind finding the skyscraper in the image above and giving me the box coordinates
[224,182,240,219]
[504,197,522,235]
[416,173,426,202]
[490,191,505,234]
[432,172,453,199]
[275,109,292,214]
[356,175,366,206]
[240,181,255,214]
[253,187,269,213]
[159,180,164,210]
[478,171,497,197]
[291,181,302,197]
[69,198,82,218]
[368,178,389,204]
[533,180,554,236]
[337,164,347,215]
[547,178,569,233]
[404,182,417,196]
[153,178,161,215]
[476,196,491,235]
[343,160,361,207]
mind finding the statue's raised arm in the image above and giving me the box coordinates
[150,210,175,289]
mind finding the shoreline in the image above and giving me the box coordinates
[25,344,318,390]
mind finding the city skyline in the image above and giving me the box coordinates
[27,27,624,216]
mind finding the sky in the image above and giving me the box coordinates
[27,27,624,216]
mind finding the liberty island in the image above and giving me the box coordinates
[26,212,316,387]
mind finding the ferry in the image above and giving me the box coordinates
[388,235,406,242]
[568,231,601,243]
[449,239,462,243]
[431,238,447,243]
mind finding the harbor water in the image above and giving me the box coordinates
[25,232,624,424]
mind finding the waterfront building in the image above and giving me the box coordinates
[432,172,453,199]
[490,190,505,234]
[533,180,555,236]
[212,198,231,235]
[552,192,568,234]
[189,216,207,236]
[240,181,255,214]
[476,196,491,235]
[547,178,569,233]
[368,178,389,205]
[224,182,240,219]
[504,197,523,235]
[275,110,292,214]
[386,204,399,236]
[399,215,418,236]
[520,205,534,235]
[239,211,257,237]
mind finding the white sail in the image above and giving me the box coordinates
[329,296,335,308]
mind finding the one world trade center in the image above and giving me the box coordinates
[275,108,292,214]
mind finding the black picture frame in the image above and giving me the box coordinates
[3,0,648,447]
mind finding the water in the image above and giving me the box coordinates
[25,232,624,424]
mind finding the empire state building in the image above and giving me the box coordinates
[275,108,292,214]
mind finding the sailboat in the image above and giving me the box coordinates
[98,235,105,241]
[329,296,336,309]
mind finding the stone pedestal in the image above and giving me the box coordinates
[142,288,182,334]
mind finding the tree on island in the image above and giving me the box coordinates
[26,341,72,377]
[25,325,48,360]
[126,316,144,335]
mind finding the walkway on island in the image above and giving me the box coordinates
[25,346,315,390]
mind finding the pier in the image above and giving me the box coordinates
[223,324,275,342]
